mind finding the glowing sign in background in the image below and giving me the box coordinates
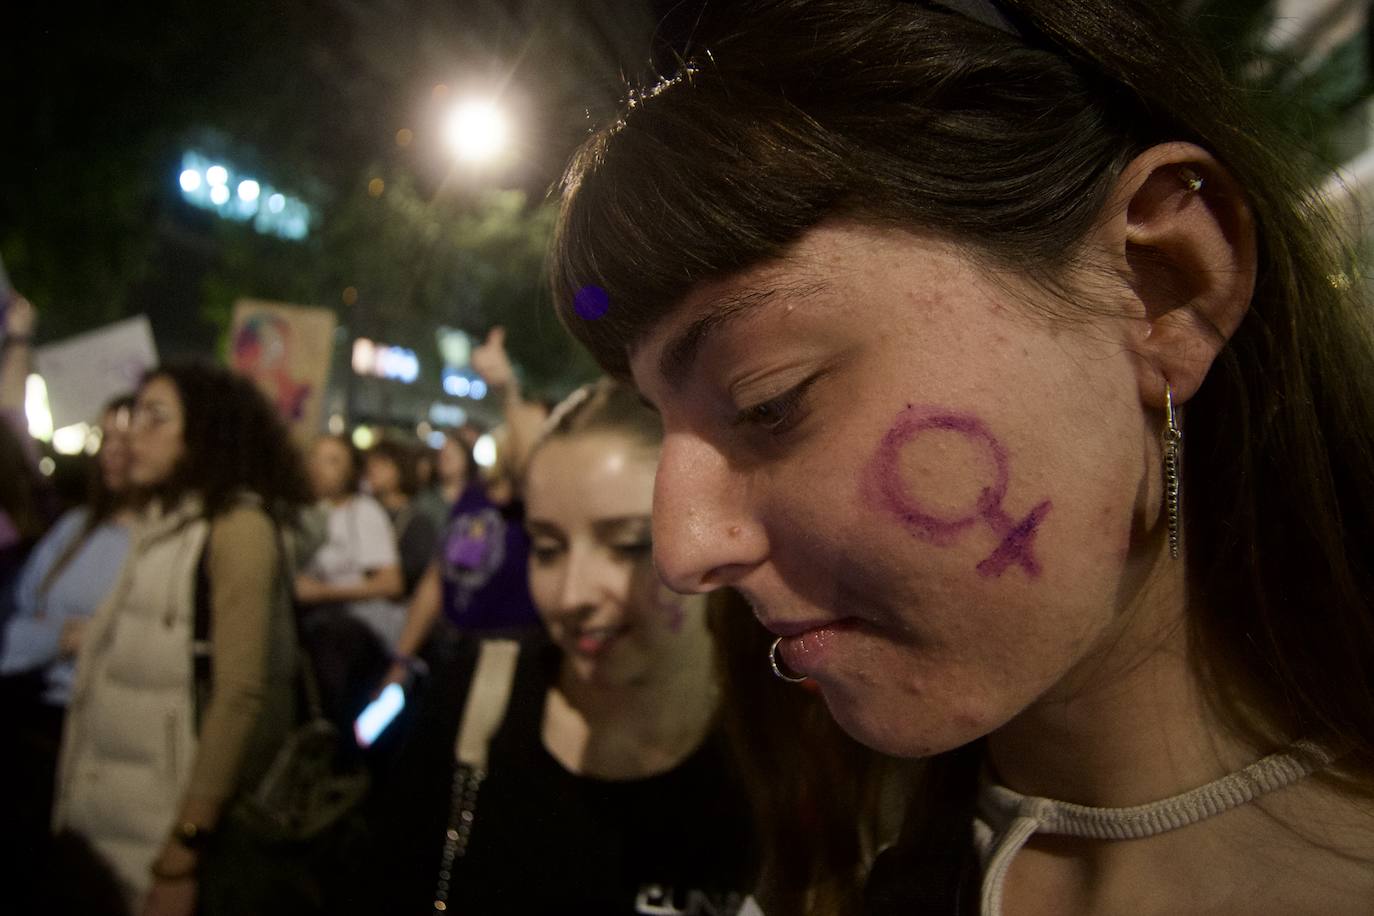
[177,151,312,240]
[352,338,420,384]
[441,368,487,399]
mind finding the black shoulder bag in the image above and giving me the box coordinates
[191,523,372,916]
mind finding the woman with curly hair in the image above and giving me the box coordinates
[51,361,313,916]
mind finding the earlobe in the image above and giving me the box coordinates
[1104,142,1258,409]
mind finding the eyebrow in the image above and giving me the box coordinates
[657,278,831,385]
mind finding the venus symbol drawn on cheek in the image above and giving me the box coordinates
[862,406,1052,578]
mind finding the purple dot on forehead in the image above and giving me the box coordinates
[573,284,610,321]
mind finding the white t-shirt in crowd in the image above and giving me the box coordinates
[738,897,765,916]
[306,495,404,647]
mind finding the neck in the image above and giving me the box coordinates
[549,635,719,779]
[988,554,1269,808]
[981,551,1374,915]
[378,490,408,512]
[441,480,464,504]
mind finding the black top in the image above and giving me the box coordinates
[364,634,758,916]
[862,745,984,916]
[862,838,980,916]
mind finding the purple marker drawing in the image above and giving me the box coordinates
[863,406,1051,578]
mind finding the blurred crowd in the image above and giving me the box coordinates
[0,295,782,916]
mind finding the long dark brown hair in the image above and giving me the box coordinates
[141,361,314,521]
[549,0,1374,903]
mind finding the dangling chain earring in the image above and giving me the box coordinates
[769,637,809,683]
[1164,385,1183,560]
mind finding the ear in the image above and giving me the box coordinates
[1097,142,1258,408]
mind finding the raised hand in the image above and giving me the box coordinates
[4,295,35,340]
[470,326,515,389]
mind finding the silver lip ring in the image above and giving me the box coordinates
[769,636,809,683]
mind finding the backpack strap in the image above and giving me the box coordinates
[191,508,326,732]
[192,547,213,734]
[430,638,522,913]
[453,639,521,770]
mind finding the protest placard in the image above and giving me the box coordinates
[229,299,337,439]
[34,316,158,429]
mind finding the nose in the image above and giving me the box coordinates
[652,432,766,594]
[553,543,628,621]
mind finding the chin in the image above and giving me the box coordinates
[818,678,993,760]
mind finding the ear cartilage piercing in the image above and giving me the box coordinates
[1180,168,1204,193]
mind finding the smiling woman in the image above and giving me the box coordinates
[364,378,758,916]
[549,1,1374,915]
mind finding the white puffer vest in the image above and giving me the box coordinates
[53,495,217,905]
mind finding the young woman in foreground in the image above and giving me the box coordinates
[550,1,1374,913]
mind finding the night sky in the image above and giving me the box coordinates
[0,0,710,357]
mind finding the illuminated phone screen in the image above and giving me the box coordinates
[355,682,405,748]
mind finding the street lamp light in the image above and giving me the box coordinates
[442,99,509,164]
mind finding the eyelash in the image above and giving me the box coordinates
[530,541,652,563]
[733,377,817,436]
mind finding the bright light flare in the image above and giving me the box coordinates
[179,169,202,192]
[206,165,229,186]
[210,185,231,205]
[53,423,91,456]
[25,374,53,442]
[442,100,509,163]
[237,179,261,202]
[473,432,497,468]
